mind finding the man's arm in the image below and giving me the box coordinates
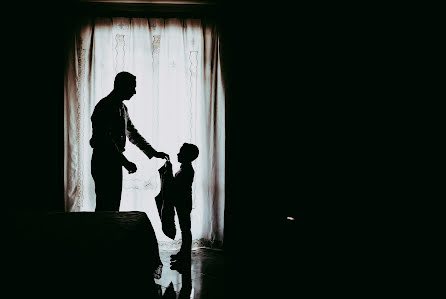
[125,107,169,160]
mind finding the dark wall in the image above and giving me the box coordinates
[3,2,66,213]
[217,3,379,296]
[220,3,328,247]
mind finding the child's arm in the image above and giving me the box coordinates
[173,169,193,190]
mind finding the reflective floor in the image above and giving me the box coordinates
[154,248,225,299]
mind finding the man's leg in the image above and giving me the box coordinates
[108,165,122,211]
[92,151,123,212]
[92,152,106,211]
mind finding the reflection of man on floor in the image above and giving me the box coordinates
[90,71,169,211]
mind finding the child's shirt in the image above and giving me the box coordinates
[173,163,194,213]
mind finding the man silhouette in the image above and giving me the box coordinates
[90,71,169,211]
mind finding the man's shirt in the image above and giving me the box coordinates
[89,94,156,158]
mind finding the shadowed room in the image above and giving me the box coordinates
[7,0,414,297]
[10,0,306,298]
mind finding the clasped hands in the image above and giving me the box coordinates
[123,151,169,174]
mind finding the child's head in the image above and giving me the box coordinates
[177,143,199,163]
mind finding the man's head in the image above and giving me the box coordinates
[114,71,136,101]
[177,143,199,163]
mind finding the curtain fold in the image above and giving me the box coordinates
[64,17,225,248]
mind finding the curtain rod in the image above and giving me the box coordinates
[78,0,216,5]
[71,2,219,19]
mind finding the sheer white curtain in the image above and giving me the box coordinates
[64,17,225,248]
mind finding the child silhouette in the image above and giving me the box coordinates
[170,143,199,262]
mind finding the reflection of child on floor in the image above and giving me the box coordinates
[170,143,199,262]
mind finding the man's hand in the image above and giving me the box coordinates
[123,160,137,174]
[155,151,170,160]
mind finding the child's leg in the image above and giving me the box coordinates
[177,210,192,257]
